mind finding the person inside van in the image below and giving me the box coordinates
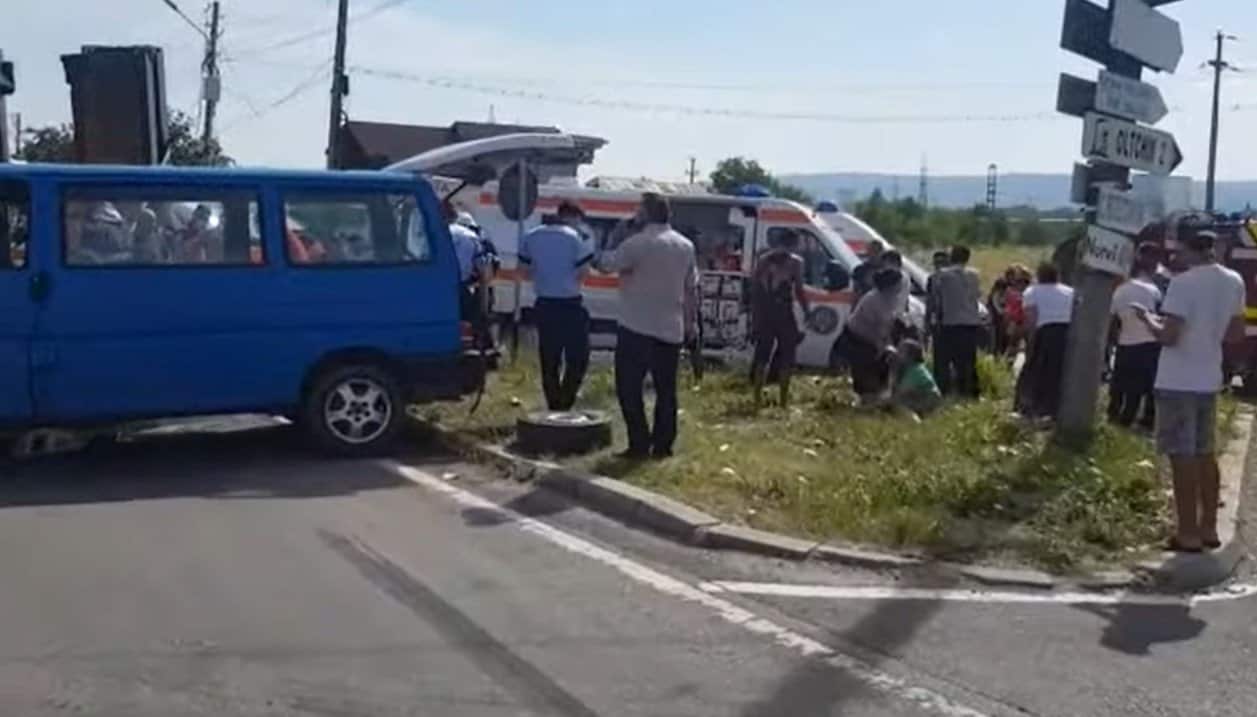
[750,228,811,408]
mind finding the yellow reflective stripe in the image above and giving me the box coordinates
[1245,307,1257,321]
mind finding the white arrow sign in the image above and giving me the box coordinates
[1096,185,1165,235]
[1109,0,1183,73]
[1096,70,1168,125]
[1082,112,1182,176]
[1084,225,1136,277]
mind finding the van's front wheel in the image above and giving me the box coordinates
[303,364,403,455]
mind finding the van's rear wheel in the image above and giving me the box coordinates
[303,364,403,455]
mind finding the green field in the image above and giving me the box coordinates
[424,354,1173,573]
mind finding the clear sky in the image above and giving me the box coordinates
[7,0,1256,182]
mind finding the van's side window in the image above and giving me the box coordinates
[283,193,428,266]
[0,181,30,270]
[62,188,262,267]
[766,227,830,286]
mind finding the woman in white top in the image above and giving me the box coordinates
[1019,262,1075,418]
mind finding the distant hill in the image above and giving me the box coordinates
[780,172,1257,213]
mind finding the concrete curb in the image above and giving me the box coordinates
[1131,406,1254,591]
[426,408,1253,592]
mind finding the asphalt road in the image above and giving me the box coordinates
[0,419,1254,716]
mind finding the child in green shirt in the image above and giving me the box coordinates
[893,339,942,417]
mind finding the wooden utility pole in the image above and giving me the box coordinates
[326,0,349,169]
[201,1,221,145]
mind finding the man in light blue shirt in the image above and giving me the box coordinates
[519,201,595,410]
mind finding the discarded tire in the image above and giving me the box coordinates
[516,410,612,455]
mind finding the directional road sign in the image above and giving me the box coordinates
[1082,112,1181,176]
[1060,0,1141,77]
[1083,225,1136,277]
[1058,71,1169,125]
[1070,162,1129,204]
[1056,73,1096,118]
[1095,70,1168,124]
[1096,185,1164,235]
[1109,0,1183,73]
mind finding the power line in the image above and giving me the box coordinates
[229,0,409,60]
[350,65,1257,123]
[219,59,333,132]
[350,67,1064,124]
[160,0,210,40]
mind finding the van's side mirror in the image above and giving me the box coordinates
[824,261,850,291]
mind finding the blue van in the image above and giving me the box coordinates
[0,163,482,454]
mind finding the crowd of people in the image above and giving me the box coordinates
[456,199,1246,554]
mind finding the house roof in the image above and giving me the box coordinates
[341,120,562,167]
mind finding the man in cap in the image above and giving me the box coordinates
[518,201,594,410]
[1136,228,1245,552]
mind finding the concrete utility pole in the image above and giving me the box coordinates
[201,1,221,145]
[687,157,697,184]
[1205,30,1235,213]
[326,0,349,169]
[1054,0,1186,445]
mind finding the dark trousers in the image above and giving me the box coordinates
[615,326,681,456]
[1024,323,1069,418]
[835,330,887,397]
[535,298,590,411]
[936,325,980,398]
[1108,341,1160,428]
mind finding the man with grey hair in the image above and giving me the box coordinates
[599,193,699,459]
[1136,228,1245,552]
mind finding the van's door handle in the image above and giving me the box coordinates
[29,271,50,303]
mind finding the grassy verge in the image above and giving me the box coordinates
[424,354,1188,573]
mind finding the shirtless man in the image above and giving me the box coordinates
[750,229,811,407]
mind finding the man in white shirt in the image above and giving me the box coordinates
[598,193,699,459]
[1137,230,1246,553]
[1107,242,1163,429]
[1020,262,1074,418]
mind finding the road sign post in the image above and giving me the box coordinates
[1054,0,1183,447]
[1081,112,1181,175]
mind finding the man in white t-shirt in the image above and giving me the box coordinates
[1019,263,1074,418]
[1136,230,1246,553]
[1107,242,1163,429]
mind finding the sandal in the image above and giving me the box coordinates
[1166,538,1203,553]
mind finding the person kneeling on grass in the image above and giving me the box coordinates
[892,339,942,418]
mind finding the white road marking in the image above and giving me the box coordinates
[386,462,990,717]
[701,581,1257,606]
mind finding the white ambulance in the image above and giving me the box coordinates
[391,134,906,371]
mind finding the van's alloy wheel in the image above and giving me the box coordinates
[303,364,404,455]
[323,377,392,445]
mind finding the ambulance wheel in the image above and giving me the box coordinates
[303,363,404,456]
[516,411,612,455]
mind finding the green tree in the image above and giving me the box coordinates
[709,156,813,204]
[164,110,233,166]
[14,123,75,162]
[15,111,232,166]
